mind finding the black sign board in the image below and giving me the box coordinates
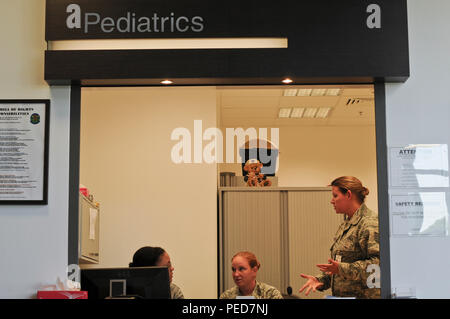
[45,0,409,85]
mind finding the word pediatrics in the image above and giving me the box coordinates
[66,4,205,34]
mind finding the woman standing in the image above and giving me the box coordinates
[220,251,283,299]
[299,176,380,299]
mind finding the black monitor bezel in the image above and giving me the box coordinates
[81,266,171,299]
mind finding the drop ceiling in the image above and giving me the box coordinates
[218,85,375,127]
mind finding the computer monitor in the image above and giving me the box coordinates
[81,266,171,299]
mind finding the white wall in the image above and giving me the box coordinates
[0,0,71,298]
[79,87,218,298]
[386,0,450,298]
[220,125,379,211]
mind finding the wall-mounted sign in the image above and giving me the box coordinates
[390,192,448,237]
[63,3,206,35]
[0,100,50,205]
[46,0,287,40]
[389,145,449,188]
[45,0,409,85]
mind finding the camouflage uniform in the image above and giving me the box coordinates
[316,204,381,299]
[170,283,184,299]
[219,281,283,299]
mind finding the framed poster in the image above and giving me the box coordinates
[0,100,50,204]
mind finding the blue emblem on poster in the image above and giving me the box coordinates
[30,113,40,125]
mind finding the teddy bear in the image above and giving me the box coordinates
[243,159,272,187]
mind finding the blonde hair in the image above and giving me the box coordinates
[232,251,261,270]
[330,176,369,203]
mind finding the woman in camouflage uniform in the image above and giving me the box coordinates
[299,176,380,299]
[129,246,184,299]
[220,251,283,299]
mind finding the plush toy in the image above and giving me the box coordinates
[243,159,272,187]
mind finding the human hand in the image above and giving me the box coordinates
[299,274,324,296]
[317,259,340,275]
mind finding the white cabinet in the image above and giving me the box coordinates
[219,187,342,298]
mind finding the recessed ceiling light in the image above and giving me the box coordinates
[282,78,293,84]
[326,88,341,96]
[283,89,298,96]
[303,108,318,118]
[161,80,173,85]
[316,107,331,118]
[290,108,305,118]
[311,88,327,96]
[297,89,313,96]
[278,108,292,118]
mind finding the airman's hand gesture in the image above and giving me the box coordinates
[299,274,324,296]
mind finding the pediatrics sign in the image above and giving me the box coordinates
[46,0,400,39]
[45,0,409,84]
[46,0,290,39]
[64,3,205,34]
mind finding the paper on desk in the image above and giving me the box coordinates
[89,208,98,240]
[324,295,356,299]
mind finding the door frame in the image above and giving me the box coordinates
[68,81,391,298]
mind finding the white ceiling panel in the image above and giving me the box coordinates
[218,85,375,127]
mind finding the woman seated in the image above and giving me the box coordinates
[220,251,283,299]
[129,246,184,299]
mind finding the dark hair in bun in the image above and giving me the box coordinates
[330,176,369,203]
[129,246,165,267]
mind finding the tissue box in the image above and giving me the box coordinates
[37,291,88,299]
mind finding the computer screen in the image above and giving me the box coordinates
[81,266,171,299]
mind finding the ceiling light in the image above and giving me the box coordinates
[283,89,298,96]
[161,80,173,84]
[297,89,313,96]
[282,78,293,84]
[278,108,292,118]
[303,108,318,118]
[290,108,305,118]
[316,107,331,118]
[326,88,341,96]
[311,88,327,96]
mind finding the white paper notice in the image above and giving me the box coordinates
[389,144,449,188]
[89,208,98,240]
[390,192,448,236]
[0,103,46,200]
